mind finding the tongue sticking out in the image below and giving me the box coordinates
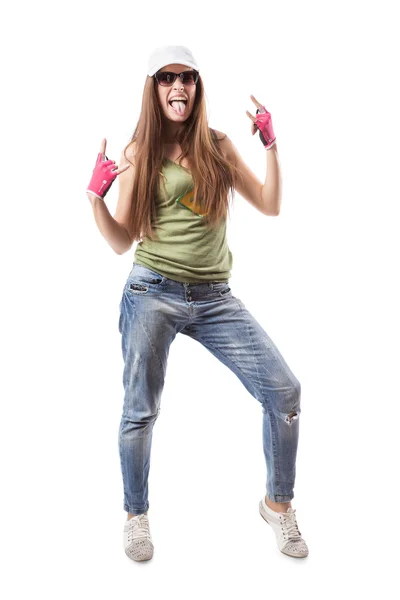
[170,101,186,115]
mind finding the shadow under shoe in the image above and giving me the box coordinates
[124,513,154,562]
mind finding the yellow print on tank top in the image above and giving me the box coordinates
[175,185,209,218]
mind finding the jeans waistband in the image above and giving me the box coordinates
[129,262,230,287]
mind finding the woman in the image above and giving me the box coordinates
[86,45,308,562]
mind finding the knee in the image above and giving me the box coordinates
[120,408,160,435]
[285,379,301,424]
[285,410,299,424]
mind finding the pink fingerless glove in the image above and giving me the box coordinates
[255,106,276,150]
[86,152,118,200]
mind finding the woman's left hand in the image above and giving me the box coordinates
[246,95,276,150]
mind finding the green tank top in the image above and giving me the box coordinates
[133,157,232,283]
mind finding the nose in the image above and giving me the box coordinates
[173,79,185,91]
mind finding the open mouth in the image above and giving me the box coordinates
[169,100,187,107]
[168,99,188,106]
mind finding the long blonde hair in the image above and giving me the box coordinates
[122,73,241,242]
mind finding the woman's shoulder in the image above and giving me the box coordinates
[125,139,137,158]
[210,128,232,163]
[210,128,227,142]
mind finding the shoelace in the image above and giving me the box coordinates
[280,508,302,541]
[127,515,151,541]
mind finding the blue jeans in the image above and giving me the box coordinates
[118,263,301,514]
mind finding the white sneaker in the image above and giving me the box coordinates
[259,497,309,558]
[123,513,154,562]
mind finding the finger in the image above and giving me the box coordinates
[250,94,263,109]
[246,110,257,123]
[100,138,107,159]
[115,163,131,175]
[114,162,130,174]
[110,161,129,174]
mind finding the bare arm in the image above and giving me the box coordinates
[87,140,136,255]
[237,95,282,216]
[260,142,282,216]
[224,135,281,216]
[88,195,132,255]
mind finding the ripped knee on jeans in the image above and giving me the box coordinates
[285,411,299,424]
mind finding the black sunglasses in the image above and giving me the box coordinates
[154,70,199,86]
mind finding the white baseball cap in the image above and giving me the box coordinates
[147,45,200,76]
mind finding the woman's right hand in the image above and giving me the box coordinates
[246,95,276,150]
[86,138,130,202]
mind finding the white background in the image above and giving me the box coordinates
[1,0,399,597]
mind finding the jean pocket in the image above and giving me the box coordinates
[130,276,164,285]
[212,282,231,297]
[219,286,231,297]
[126,274,165,295]
[126,281,150,295]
